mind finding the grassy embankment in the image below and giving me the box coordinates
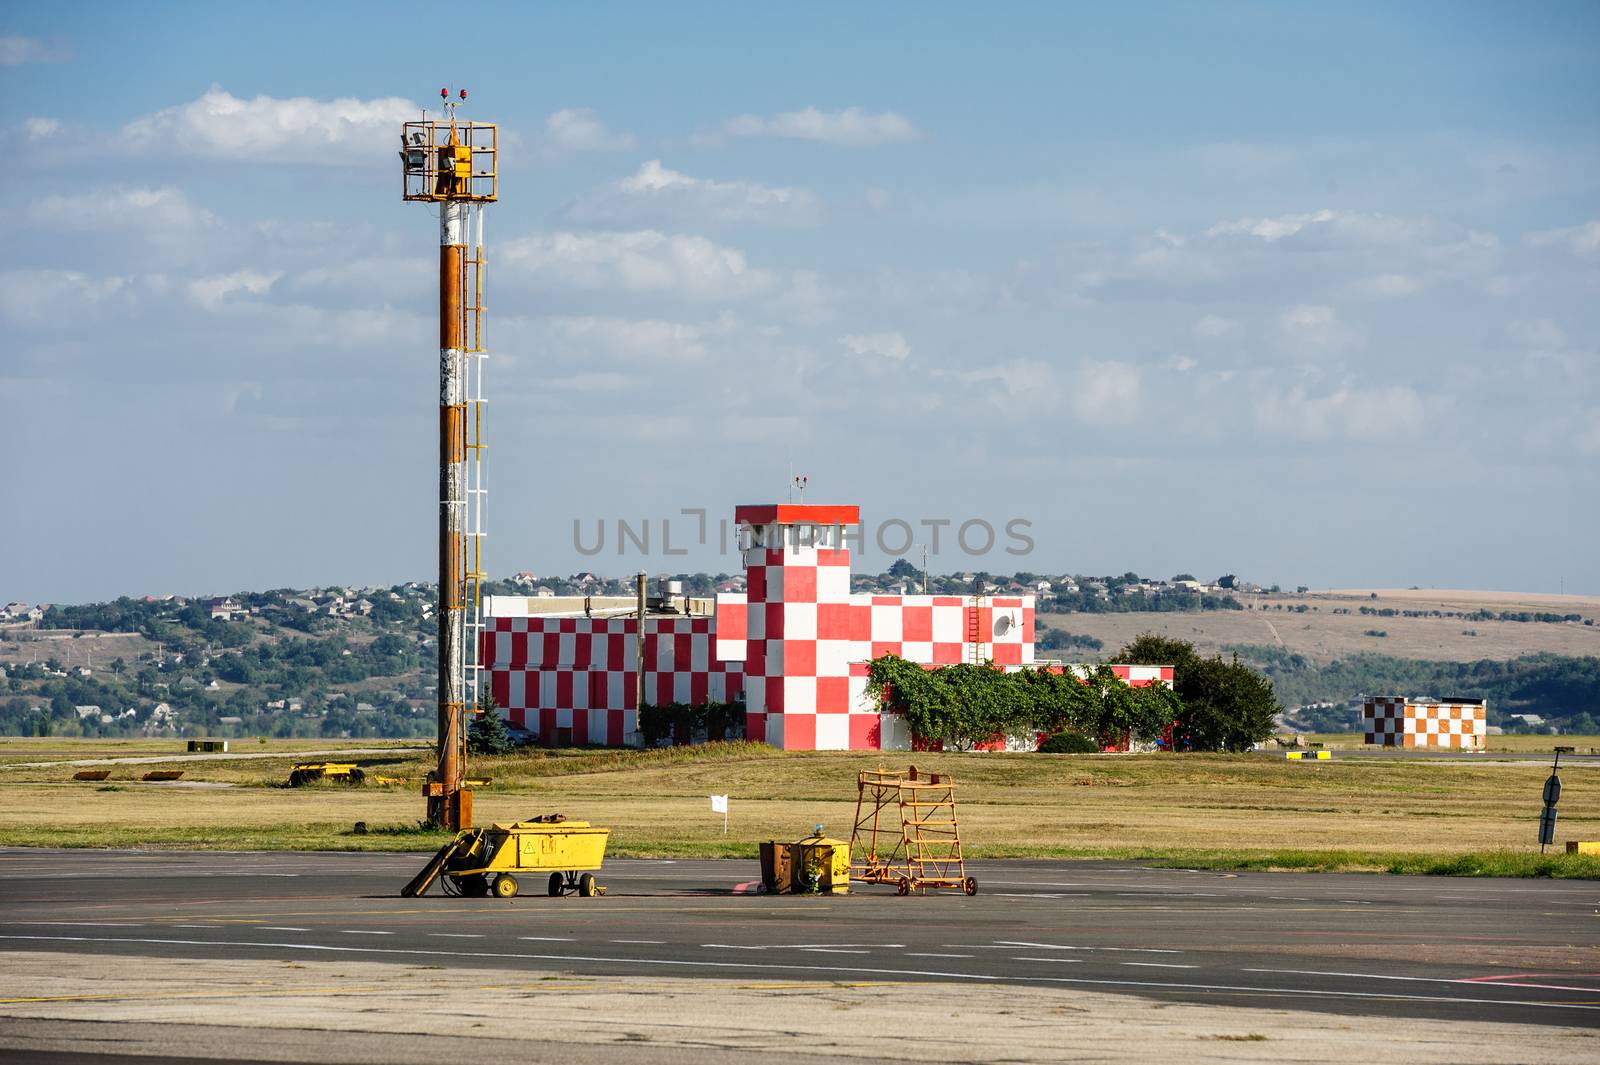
[2,738,1598,877]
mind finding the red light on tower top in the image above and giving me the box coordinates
[459,89,467,100]
[440,87,449,99]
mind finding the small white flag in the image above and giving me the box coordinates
[710,794,728,814]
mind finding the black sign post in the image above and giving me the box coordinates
[1540,746,1576,853]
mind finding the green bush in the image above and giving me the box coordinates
[1038,731,1099,754]
[865,655,1181,750]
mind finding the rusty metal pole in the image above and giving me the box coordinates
[635,571,647,734]
[431,200,468,830]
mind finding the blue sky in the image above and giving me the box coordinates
[2,2,1597,603]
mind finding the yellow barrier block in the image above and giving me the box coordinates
[1566,841,1600,855]
[1286,750,1331,760]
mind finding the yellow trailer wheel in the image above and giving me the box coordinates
[578,873,597,898]
[493,874,519,899]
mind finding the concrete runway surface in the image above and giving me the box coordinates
[1,849,1597,1063]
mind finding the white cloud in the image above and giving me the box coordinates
[1070,359,1141,422]
[1509,318,1568,349]
[499,230,773,300]
[1203,209,1479,251]
[0,35,66,65]
[564,160,822,228]
[187,270,279,310]
[1255,382,1425,440]
[1278,304,1360,353]
[1192,314,1237,337]
[1350,273,1420,298]
[0,269,135,324]
[1206,209,1338,242]
[1281,304,1337,331]
[548,315,707,361]
[1527,220,1600,257]
[26,186,214,231]
[23,117,59,140]
[544,108,636,153]
[840,332,910,361]
[719,107,920,147]
[121,86,416,163]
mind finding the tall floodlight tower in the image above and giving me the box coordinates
[401,90,497,829]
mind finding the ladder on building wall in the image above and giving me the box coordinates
[850,767,977,895]
[965,588,987,665]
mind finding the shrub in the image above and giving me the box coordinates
[1038,731,1099,754]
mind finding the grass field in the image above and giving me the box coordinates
[2,739,1597,878]
[1039,588,1600,665]
[1303,732,1600,753]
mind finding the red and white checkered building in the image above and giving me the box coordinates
[1363,696,1487,750]
[482,504,1167,750]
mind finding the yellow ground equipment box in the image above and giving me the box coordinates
[401,814,609,899]
[759,830,850,895]
[288,762,365,786]
[1567,841,1600,855]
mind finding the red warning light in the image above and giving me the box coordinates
[459,89,468,100]
[440,88,449,99]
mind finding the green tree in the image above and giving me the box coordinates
[467,691,516,755]
[1116,633,1279,751]
[886,558,919,580]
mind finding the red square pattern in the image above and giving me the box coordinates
[849,715,880,750]
[783,640,816,677]
[816,676,850,713]
[783,714,815,750]
[782,566,817,603]
[902,606,933,641]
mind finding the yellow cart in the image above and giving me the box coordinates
[402,815,609,900]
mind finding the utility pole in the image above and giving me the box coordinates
[922,544,930,596]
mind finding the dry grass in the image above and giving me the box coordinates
[1305,732,1600,754]
[3,741,1598,875]
[1040,588,1600,665]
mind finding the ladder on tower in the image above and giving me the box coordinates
[461,203,489,713]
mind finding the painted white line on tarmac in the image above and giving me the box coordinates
[518,936,574,942]
[1122,962,1197,969]
[340,930,393,935]
[1243,967,1462,986]
[5,934,1596,1014]
[1010,957,1083,964]
[992,941,1183,954]
[906,952,972,959]
[799,948,869,955]
[26,922,145,928]
[428,933,485,939]
[173,925,221,929]
[261,927,308,932]
[991,892,1088,899]
[610,939,665,945]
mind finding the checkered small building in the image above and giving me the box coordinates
[481,503,1167,751]
[1363,696,1487,750]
